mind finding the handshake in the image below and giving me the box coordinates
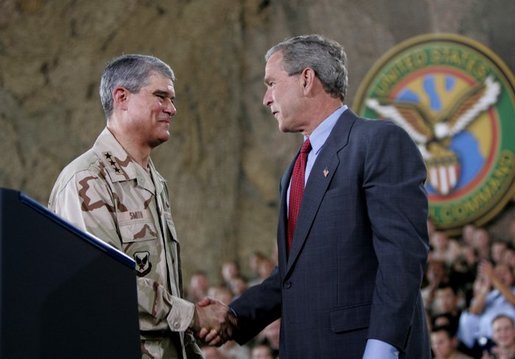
[190,297,238,346]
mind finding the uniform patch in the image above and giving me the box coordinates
[354,34,514,235]
[134,251,152,277]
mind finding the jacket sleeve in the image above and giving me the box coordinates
[362,122,429,350]
[229,266,283,344]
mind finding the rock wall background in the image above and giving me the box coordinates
[0,0,513,281]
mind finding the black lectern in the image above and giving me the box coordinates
[0,188,141,358]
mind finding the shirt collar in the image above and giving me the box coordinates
[93,128,159,193]
[306,105,347,155]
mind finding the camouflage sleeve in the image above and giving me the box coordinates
[49,171,121,250]
[137,277,195,332]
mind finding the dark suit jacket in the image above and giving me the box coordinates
[231,109,431,358]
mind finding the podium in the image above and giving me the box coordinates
[0,188,141,358]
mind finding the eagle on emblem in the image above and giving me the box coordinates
[134,251,152,277]
[366,76,500,195]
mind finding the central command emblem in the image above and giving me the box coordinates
[354,34,514,234]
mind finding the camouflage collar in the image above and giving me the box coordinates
[93,128,163,194]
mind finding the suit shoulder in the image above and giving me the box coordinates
[351,116,413,141]
[352,116,401,131]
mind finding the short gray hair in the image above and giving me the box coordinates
[265,34,348,101]
[99,54,175,119]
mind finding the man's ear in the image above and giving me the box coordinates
[113,87,129,110]
[301,67,316,94]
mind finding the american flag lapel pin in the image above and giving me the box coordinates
[323,168,329,177]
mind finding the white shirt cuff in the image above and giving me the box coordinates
[362,339,399,359]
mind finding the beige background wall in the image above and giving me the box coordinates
[0,0,513,281]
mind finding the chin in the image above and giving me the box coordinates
[151,134,169,147]
[159,135,170,144]
[277,121,289,133]
[278,124,294,133]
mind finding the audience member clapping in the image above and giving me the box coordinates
[458,259,515,356]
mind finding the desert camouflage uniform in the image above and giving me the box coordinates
[49,128,203,359]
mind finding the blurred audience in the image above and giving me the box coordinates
[228,277,248,299]
[221,260,243,286]
[202,346,227,359]
[481,314,515,359]
[491,240,509,265]
[186,270,210,302]
[247,251,268,283]
[458,260,515,357]
[431,231,461,266]
[432,283,463,334]
[431,325,473,359]
[247,255,275,287]
[471,229,492,262]
[422,258,450,311]
[256,319,280,356]
[251,343,276,359]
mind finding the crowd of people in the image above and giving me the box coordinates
[424,219,515,359]
[187,217,515,359]
[186,251,279,359]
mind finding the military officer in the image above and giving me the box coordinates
[49,54,231,358]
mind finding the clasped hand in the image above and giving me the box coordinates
[191,297,237,346]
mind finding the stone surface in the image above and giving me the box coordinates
[0,0,513,280]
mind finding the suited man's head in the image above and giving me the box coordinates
[266,34,348,102]
[262,34,348,135]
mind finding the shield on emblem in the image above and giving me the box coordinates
[427,153,461,195]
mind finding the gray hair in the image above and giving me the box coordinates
[265,34,348,101]
[99,54,175,119]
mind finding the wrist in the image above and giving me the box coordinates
[189,305,200,332]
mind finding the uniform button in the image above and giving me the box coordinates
[174,322,180,329]
[283,281,292,289]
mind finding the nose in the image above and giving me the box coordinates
[263,88,272,107]
[163,99,176,116]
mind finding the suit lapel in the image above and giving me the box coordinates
[285,110,357,276]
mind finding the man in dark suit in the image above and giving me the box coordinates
[202,34,431,358]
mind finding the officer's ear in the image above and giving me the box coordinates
[113,87,130,111]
